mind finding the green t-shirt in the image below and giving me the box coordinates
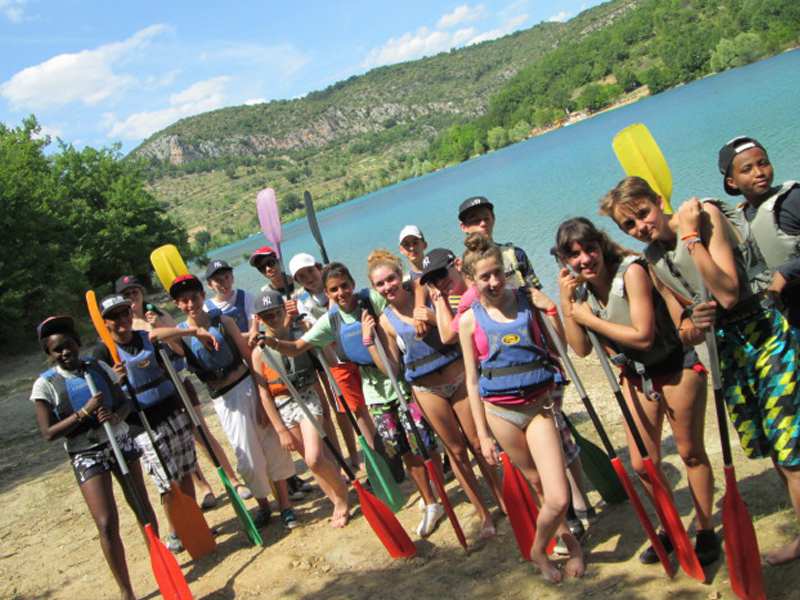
[301,289,401,405]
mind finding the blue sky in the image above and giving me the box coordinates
[0,1,601,152]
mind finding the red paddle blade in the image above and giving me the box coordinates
[425,460,468,551]
[513,462,556,555]
[501,453,535,560]
[643,459,705,582]
[611,458,676,577]
[144,524,193,600]
[168,482,216,560]
[722,466,766,600]
[353,480,416,559]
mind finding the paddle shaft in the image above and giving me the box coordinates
[304,191,330,263]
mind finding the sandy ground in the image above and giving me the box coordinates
[1,348,798,600]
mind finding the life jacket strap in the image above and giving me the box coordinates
[480,361,547,379]
[131,373,169,394]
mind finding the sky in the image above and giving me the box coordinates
[0,1,602,152]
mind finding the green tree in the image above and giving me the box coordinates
[486,127,509,150]
[709,32,764,72]
[509,120,531,142]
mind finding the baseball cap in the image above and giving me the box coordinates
[204,259,233,280]
[419,248,457,284]
[253,289,284,314]
[249,246,278,268]
[114,275,144,294]
[398,225,424,244]
[36,315,76,340]
[458,196,494,221]
[99,295,132,318]
[169,274,204,299]
[717,136,766,195]
[289,253,318,279]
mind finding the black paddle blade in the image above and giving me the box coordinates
[564,416,627,504]
[304,190,329,263]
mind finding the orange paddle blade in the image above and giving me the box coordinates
[167,482,216,560]
[144,523,193,600]
[353,480,416,559]
[723,466,766,600]
[644,459,705,581]
[501,452,535,561]
[425,460,467,551]
[85,290,120,364]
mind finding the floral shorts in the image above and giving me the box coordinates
[369,400,438,460]
[275,387,323,429]
[69,435,140,485]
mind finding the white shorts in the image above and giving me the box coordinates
[275,387,323,429]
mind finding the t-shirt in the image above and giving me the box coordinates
[205,289,256,329]
[294,288,329,324]
[30,361,129,452]
[301,289,400,405]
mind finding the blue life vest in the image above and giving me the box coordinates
[383,306,460,382]
[329,291,375,366]
[116,331,177,408]
[472,290,554,398]
[41,359,120,423]
[179,309,240,383]
[205,289,249,332]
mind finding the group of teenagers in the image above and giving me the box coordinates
[31,134,800,597]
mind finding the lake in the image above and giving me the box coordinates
[210,49,800,299]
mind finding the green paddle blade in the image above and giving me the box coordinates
[565,417,627,505]
[613,123,674,213]
[361,436,407,513]
[217,466,264,546]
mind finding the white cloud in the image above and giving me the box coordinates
[106,76,229,140]
[548,10,572,23]
[0,24,170,110]
[467,14,529,45]
[199,42,309,78]
[363,26,477,68]
[32,123,62,141]
[437,4,485,29]
[0,0,26,23]
[244,98,266,105]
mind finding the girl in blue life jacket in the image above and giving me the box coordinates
[457,233,584,583]
[367,249,503,539]
[554,217,720,567]
[30,316,156,600]
[261,262,447,537]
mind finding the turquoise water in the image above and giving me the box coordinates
[210,49,800,299]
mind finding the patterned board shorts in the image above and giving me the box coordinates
[69,435,141,485]
[134,410,197,494]
[718,306,800,468]
[275,386,323,429]
[369,400,438,460]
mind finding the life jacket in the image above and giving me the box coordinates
[259,326,317,396]
[732,181,800,292]
[179,309,243,385]
[329,290,375,366]
[472,289,554,398]
[383,305,461,382]
[116,331,177,408]
[41,359,124,426]
[500,243,525,288]
[645,199,754,314]
[205,289,249,333]
[296,289,328,321]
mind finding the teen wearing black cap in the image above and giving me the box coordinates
[31,315,156,600]
[719,136,800,327]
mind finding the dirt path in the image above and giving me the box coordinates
[1,350,797,600]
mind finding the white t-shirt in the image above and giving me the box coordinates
[205,289,256,325]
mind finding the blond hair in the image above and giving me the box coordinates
[599,176,660,223]
[367,249,403,283]
[461,233,502,279]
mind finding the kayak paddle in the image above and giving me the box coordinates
[304,190,330,264]
[586,325,705,581]
[150,244,190,292]
[314,351,407,513]
[703,296,765,600]
[362,302,468,551]
[612,123,673,213]
[84,371,193,600]
[158,346,265,547]
[256,188,287,273]
[85,291,216,560]
[259,347,416,558]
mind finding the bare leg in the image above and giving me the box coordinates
[318,374,360,468]
[79,472,136,600]
[192,463,214,498]
[193,409,244,486]
[114,458,159,544]
[566,460,590,513]
[764,461,800,565]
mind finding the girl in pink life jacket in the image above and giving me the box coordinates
[457,233,585,582]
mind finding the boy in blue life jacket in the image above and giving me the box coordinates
[204,259,258,337]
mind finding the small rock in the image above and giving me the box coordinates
[707,591,721,600]
[321,564,332,573]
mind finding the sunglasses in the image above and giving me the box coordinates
[105,307,132,321]
[400,239,422,250]
[260,258,279,269]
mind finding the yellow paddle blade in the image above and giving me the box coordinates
[150,244,189,291]
[612,123,673,213]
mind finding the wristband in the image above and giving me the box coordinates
[680,231,699,241]
[545,307,558,317]
[683,236,702,251]
[362,338,374,347]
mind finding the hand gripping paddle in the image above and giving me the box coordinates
[85,291,216,560]
[259,347,416,558]
[84,371,193,600]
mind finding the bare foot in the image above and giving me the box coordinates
[478,518,496,540]
[562,532,586,578]
[532,551,562,583]
[764,536,800,566]
[330,500,351,529]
